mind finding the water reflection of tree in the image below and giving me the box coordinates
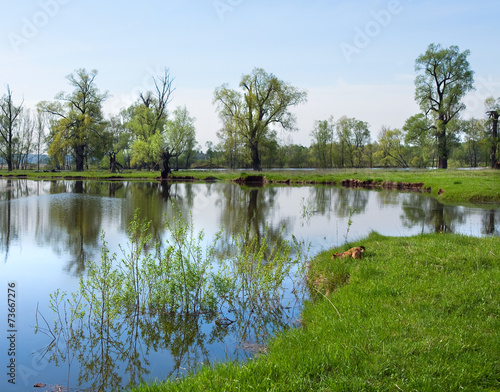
[210,184,306,351]
[39,295,299,391]
[482,209,499,235]
[1,179,48,262]
[140,312,227,379]
[117,181,196,244]
[39,305,231,390]
[399,194,466,233]
[331,187,369,217]
[43,181,103,274]
[35,193,305,391]
[214,185,288,257]
[0,179,14,262]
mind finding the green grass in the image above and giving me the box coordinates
[2,168,499,204]
[130,232,500,391]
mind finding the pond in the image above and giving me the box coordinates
[1,179,499,391]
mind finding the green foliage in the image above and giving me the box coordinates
[38,205,309,389]
[46,69,109,171]
[414,44,475,168]
[344,207,356,243]
[127,78,197,173]
[310,116,335,168]
[214,67,307,171]
[375,126,410,168]
[228,225,306,306]
[335,115,371,168]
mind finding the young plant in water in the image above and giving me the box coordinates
[300,197,315,226]
[141,208,228,314]
[344,207,356,243]
[226,223,307,310]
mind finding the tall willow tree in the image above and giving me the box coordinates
[128,69,197,178]
[214,68,307,171]
[46,69,108,171]
[0,86,24,171]
[128,68,174,173]
[310,116,335,168]
[335,116,370,168]
[414,44,474,169]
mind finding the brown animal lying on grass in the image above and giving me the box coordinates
[331,246,365,260]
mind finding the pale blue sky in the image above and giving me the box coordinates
[1,0,499,148]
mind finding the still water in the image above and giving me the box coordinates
[0,179,499,391]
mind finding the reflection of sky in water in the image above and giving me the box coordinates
[0,179,498,390]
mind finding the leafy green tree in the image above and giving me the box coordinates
[204,141,215,169]
[127,68,173,173]
[403,113,435,168]
[104,111,133,171]
[14,109,35,170]
[260,136,280,169]
[127,70,196,177]
[375,126,410,168]
[216,118,247,169]
[335,116,370,167]
[0,86,24,171]
[461,118,487,167]
[414,44,474,169]
[352,119,371,167]
[213,68,307,171]
[335,116,352,167]
[35,102,51,171]
[288,144,311,168]
[45,69,109,171]
[310,116,334,168]
[164,106,197,172]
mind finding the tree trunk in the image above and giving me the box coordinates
[436,121,448,169]
[160,151,172,180]
[74,144,85,172]
[109,151,116,173]
[6,132,13,171]
[250,140,262,171]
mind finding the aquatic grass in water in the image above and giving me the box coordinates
[36,207,309,390]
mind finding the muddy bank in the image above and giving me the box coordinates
[340,179,431,193]
[232,175,268,186]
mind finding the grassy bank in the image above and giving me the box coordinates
[131,232,499,391]
[1,168,499,204]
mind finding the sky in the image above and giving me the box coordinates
[1,0,500,150]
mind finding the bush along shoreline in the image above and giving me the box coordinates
[130,232,500,392]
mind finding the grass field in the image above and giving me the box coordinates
[130,232,500,391]
[1,168,499,205]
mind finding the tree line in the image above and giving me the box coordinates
[1,43,499,173]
